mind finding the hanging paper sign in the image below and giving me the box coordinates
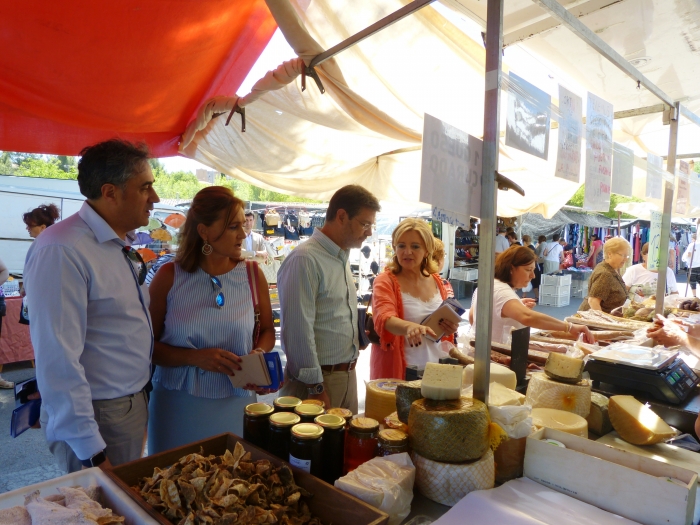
[554,86,582,182]
[646,153,663,199]
[676,160,690,215]
[648,210,662,271]
[611,143,634,196]
[505,73,551,160]
[691,173,700,211]
[583,93,613,211]
[420,113,482,226]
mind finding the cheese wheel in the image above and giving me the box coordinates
[463,362,516,390]
[365,379,404,423]
[412,448,495,506]
[586,392,612,436]
[395,380,422,424]
[525,372,591,417]
[462,382,525,406]
[608,395,676,445]
[531,408,588,438]
[408,397,489,462]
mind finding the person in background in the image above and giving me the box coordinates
[278,185,381,412]
[586,234,604,269]
[506,232,521,246]
[431,238,454,299]
[468,246,593,344]
[371,219,459,380]
[0,256,10,388]
[623,242,678,296]
[579,237,631,313]
[147,187,276,454]
[243,210,268,261]
[683,234,700,297]
[669,234,677,274]
[521,235,540,300]
[495,227,509,256]
[145,251,176,286]
[559,239,574,270]
[24,139,159,473]
[542,234,563,274]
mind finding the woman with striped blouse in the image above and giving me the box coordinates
[147,187,276,454]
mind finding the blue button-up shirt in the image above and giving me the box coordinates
[24,202,153,460]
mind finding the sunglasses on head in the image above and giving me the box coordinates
[210,275,225,308]
[122,247,147,286]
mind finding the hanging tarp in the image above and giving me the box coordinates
[521,209,612,240]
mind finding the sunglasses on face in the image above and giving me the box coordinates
[122,247,147,286]
[210,275,225,308]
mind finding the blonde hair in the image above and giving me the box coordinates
[387,218,439,276]
[522,235,532,245]
[432,238,445,263]
[603,237,631,259]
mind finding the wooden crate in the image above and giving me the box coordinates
[105,433,388,525]
[524,428,698,525]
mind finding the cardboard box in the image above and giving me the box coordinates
[0,467,159,525]
[106,433,389,525]
[524,428,698,525]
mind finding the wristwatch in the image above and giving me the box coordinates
[307,383,325,395]
[80,449,107,468]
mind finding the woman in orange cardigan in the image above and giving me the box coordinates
[370,219,459,380]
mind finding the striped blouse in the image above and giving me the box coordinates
[153,262,255,400]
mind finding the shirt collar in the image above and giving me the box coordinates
[78,201,136,246]
[312,228,347,260]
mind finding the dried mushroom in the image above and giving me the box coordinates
[134,442,324,525]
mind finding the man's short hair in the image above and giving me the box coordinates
[78,139,150,200]
[245,210,255,217]
[497,226,506,233]
[325,185,381,222]
[552,234,560,242]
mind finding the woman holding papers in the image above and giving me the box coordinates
[147,187,275,453]
[370,219,459,380]
[468,246,594,344]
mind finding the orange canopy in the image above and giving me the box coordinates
[0,1,276,156]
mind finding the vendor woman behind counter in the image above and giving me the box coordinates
[579,237,631,314]
[623,242,678,295]
[468,246,594,344]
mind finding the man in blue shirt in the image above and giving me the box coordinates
[24,139,159,472]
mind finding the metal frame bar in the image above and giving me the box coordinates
[680,105,700,129]
[473,0,505,403]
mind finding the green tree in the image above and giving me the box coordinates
[56,155,77,173]
[15,157,78,179]
[0,152,14,175]
[152,170,204,199]
[566,185,643,219]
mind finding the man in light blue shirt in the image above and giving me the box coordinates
[24,139,159,472]
[278,185,380,412]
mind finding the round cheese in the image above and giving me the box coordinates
[531,408,588,438]
[609,395,676,445]
[412,448,495,506]
[463,362,517,390]
[395,380,423,424]
[525,372,591,417]
[408,397,490,462]
[365,379,404,423]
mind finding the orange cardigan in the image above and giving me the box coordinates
[370,271,449,380]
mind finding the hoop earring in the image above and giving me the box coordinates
[202,242,213,256]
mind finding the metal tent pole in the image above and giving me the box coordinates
[473,0,504,403]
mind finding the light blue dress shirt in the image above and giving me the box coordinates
[24,202,153,460]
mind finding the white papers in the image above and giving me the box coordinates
[646,153,664,199]
[506,73,551,160]
[676,161,690,215]
[420,113,482,225]
[555,86,582,182]
[583,93,613,211]
[648,210,663,271]
[611,143,634,197]
[228,353,271,389]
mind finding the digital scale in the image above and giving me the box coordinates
[585,345,700,405]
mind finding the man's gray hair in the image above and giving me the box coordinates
[77,139,150,200]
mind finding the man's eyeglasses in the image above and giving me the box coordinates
[354,218,376,232]
[122,247,148,286]
[210,275,225,308]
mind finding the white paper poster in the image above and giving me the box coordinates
[691,175,700,210]
[583,93,613,211]
[554,86,582,182]
[420,113,482,226]
[676,160,690,215]
[611,143,634,196]
[506,73,551,160]
[646,153,663,199]
[648,210,662,271]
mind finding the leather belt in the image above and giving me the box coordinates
[320,360,357,373]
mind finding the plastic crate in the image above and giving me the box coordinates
[570,280,589,298]
[539,294,571,307]
[464,269,478,281]
[541,274,572,286]
[541,284,571,295]
[1,280,20,295]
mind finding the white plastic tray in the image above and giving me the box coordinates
[0,467,158,524]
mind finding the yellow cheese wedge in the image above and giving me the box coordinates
[531,408,588,438]
[462,382,525,406]
[608,395,676,445]
[463,362,517,390]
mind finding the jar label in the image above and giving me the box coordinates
[288,454,311,472]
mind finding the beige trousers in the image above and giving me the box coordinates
[281,368,358,414]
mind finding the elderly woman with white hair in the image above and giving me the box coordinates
[579,236,632,313]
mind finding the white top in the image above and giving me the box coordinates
[682,242,700,268]
[622,264,678,293]
[401,289,447,369]
[495,234,510,253]
[544,242,563,262]
[468,280,526,344]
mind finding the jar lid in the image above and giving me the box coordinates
[269,412,301,427]
[350,417,379,433]
[314,414,345,429]
[327,408,353,421]
[378,429,408,445]
[301,399,325,408]
[294,404,325,417]
[274,396,302,409]
[245,402,274,417]
[291,423,324,439]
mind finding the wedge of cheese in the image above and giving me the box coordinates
[608,395,676,445]
[463,362,517,390]
[462,381,525,406]
[525,372,591,417]
[544,352,584,384]
[586,392,612,436]
[421,363,463,400]
[395,380,422,424]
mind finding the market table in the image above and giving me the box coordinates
[0,296,34,366]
